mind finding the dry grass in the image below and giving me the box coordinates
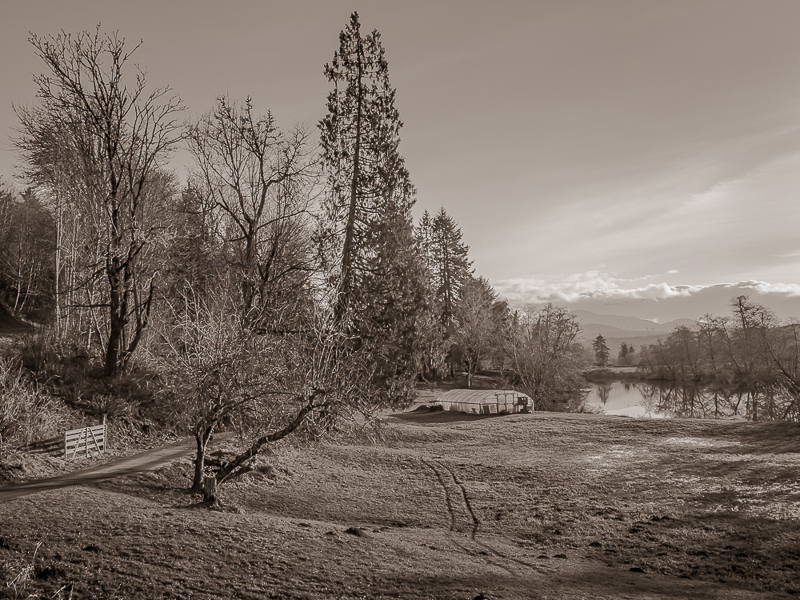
[0,356,75,457]
[2,411,800,599]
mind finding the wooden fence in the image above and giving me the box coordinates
[64,416,106,460]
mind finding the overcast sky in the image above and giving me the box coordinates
[2,1,799,321]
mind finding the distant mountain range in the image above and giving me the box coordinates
[499,282,800,324]
[571,309,695,334]
[571,309,695,355]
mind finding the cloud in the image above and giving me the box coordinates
[493,272,703,305]
[493,273,800,306]
[739,281,800,297]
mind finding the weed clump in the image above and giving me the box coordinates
[0,357,72,458]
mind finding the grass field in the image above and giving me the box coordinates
[2,409,800,599]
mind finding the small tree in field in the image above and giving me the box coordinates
[156,288,380,504]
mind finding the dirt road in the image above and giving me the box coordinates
[0,433,232,502]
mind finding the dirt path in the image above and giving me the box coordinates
[0,433,232,502]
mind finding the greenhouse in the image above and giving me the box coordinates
[434,389,532,415]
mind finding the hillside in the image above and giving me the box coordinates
[573,309,695,356]
[572,309,695,333]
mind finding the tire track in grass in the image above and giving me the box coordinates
[421,458,457,532]
[422,457,547,577]
[441,461,549,573]
[422,457,515,576]
[436,460,481,540]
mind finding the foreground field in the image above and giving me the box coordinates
[2,410,800,599]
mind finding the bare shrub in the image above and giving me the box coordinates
[153,286,386,503]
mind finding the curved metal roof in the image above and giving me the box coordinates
[437,389,526,404]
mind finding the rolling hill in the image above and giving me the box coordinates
[572,309,695,358]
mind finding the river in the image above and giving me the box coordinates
[584,380,798,421]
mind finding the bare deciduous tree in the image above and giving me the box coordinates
[156,287,379,504]
[187,97,318,328]
[15,27,184,375]
[452,277,503,388]
[638,296,800,420]
[509,304,587,410]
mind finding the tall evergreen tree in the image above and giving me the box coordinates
[593,334,610,367]
[429,207,472,327]
[319,12,416,319]
[318,12,424,404]
[416,209,435,274]
[414,207,473,379]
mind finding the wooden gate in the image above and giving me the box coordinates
[64,416,106,460]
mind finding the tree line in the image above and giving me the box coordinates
[591,335,636,367]
[1,16,587,500]
[637,296,800,421]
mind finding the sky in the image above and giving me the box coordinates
[1,0,799,322]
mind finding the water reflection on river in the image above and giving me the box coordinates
[585,380,797,421]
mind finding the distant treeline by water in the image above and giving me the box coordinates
[630,296,799,421]
[589,380,798,421]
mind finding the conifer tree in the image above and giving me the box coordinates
[413,209,447,379]
[430,207,472,327]
[319,12,424,404]
[593,334,611,366]
[415,207,474,379]
[416,209,435,274]
[319,12,416,316]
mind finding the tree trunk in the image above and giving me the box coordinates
[205,395,320,504]
[202,476,217,504]
[336,36,364,323]
[192,427,214,492]
[105,301,123,377]
[54,196,62,338]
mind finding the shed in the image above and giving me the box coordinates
[434,389,532,415]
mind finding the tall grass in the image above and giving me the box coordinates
[0,357,70,456]
[2,541,40,598]
[16,327,63,376]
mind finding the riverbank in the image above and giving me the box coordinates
[583,366,651,382]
